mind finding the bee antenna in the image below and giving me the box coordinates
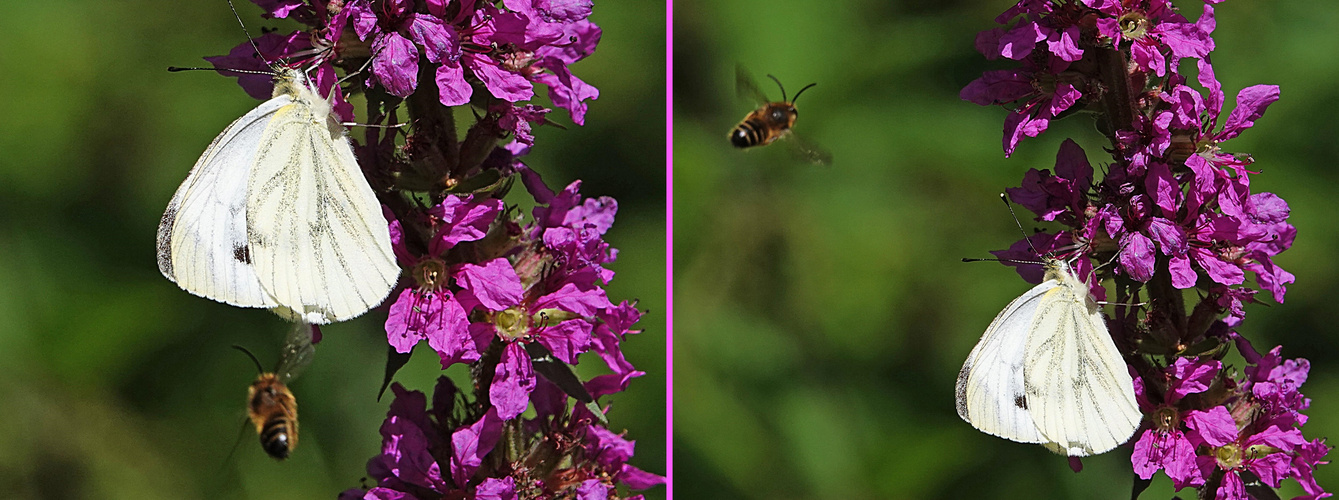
[231,345,266,374]
[790,83,817,105]
[766,74,787,103]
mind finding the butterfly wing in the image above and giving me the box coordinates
[245,86,399,324]
[157,96,293,308]
[956,279,1059,444]
[1022,276,1141,456]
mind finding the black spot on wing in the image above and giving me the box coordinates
[234,244,252,264]
[1014,394,1028,410]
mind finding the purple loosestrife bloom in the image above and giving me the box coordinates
[346,376,661,500]
[457,228,613,419]
[385,197,504,367]
[1131,357,1221,488]
[1187,405,1306,499]
[1086,0,1214,77]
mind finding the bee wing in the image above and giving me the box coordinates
[783,131,833,166]
[275,322,316,384]
[735,64,770,105]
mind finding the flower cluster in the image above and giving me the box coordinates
[209,0,599,143]
[206,1,658,497]
[1131,340,1328,498]
[339,377,662,500]
[964,0,1326,497]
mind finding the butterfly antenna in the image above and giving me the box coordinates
[232,345,266,375]
[999,193,1045,258]
[166,66,273,75]
[790,83,817,105]
[337,44,386,86]
[962,257,1045,265]
[225,0,274,68]
[766,74,787,103]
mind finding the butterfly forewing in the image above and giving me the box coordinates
[244,78,399,324]
[158,96,293,309]
[957,280,1057,444]
[1021,269,1140,456]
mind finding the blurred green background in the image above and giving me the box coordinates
[0,1,664,498]
[674,0,1337,498]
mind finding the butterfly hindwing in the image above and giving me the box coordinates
[245,76,399,324]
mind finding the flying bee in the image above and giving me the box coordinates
[730,65,832,165]
[233,322,316,460]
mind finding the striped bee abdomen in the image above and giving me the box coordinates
[730,118,767,148]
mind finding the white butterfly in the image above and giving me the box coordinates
[157,68,400,324]
[955,258,1141,456]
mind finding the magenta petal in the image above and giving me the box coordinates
[536,319,593,364]
[430,197,503,250]
[534,283,611,317]
[576,480,609,500]
[998,21,1043,60]
[1146,217,1187,255]
[586,370,643,399]
[435,61,472,106]
[1154,22,1213,59]
[960,69,1033,105]
[450,408,503,488]
[372,32,420,97]
[347,1,379,40]
[1168,357,1221,400]
[1193,247,1245,286]
[1131,433,1160,479]
[1168,254,1197,289]
[538,0,594,22]
[455,258,524,311]
[408,14,459,64]
[476,477,518,500]
[1049,82,1081,116]
[619,464,667,490]
[1145,162,1181,216]
[490,343,536,420]
[1216,471,1246,500]
[1164,434,1203,488]
[426,294,477,367]
[1047,25,1083,61]
[533,61,600,125]
[1185,406,1238,447]
[1131,40,1166,77]
[205,31,311,100]
[1249,452,1292,488]
[364,487,410,500]
[1219,85,1281,141]
[472,59,534,102]
[585,424,635,467]
[386,289,430,353]
[1118,231,1155,282]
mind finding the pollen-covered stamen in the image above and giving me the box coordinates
[494,306,529,340]
[1218,245,1247,264]
[497,45,539,76]
[414,258,450,290]
[1214,443,1244,470]
[1153,406,1180,431]
[1118,11,1151,40]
